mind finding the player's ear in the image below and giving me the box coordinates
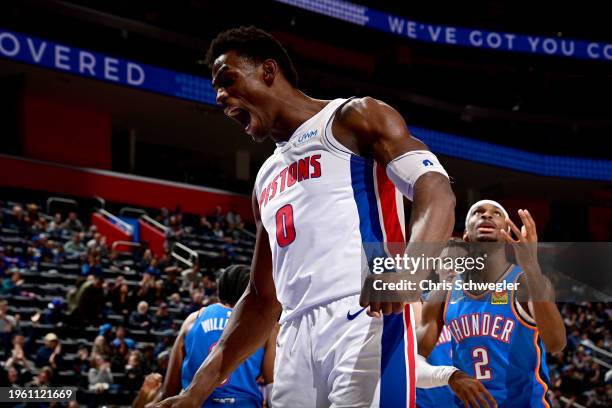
[462,230,469,242]
[262,59,278,86]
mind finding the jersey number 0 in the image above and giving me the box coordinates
[275,204,296,247]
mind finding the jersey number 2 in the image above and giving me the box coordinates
[472,347,492,380]
[276,204,296,247]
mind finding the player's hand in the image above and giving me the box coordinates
[141,373,163,394]
[448,371,497,408]
[360,272,420,317]
[500,209,538,269]
[365,302,405,318]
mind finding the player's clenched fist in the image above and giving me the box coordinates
[448,371,497,408]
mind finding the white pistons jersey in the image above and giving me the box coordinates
[254,98,406,324]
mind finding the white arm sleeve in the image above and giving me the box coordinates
[416,354,458,389]
[385,150,449,201]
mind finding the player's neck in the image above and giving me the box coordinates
[479,250,509,282]
[268,89,328,143]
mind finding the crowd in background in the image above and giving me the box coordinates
[0,199,253,406]
[0,199,610,407]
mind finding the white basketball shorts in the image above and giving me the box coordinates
[271,294,416,408]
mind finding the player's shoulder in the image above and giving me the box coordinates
[335,96,405,135]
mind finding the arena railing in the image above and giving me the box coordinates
[581,340,612,368]
[140,215,168,233]
[171,241,198,268]
[98,208,133,235]
[560,396,586,408]
[46,197,78,215]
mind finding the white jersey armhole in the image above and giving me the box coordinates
[321,97,359,161]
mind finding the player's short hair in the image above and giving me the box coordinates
[205,26,298,87]
[217,264,250,306]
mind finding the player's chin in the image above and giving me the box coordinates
[475,233,499,243]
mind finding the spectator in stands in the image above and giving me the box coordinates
[201,274,217,297]
[88,353,113,393]
[31,213,49,235]
[0,270,24,295]
[0,299,19,350]
[157,208,170,227]
[69,274,105,325]
[167,293,184,317]
[35,332,64,371]
[180,262,202,292]
[81,253,103,276]
[136,272,157,304]
[139,249,154,271]
[129,301,152,331]
[26,365,53,388]
[125,351,145,392]
[140,344,155,374]
[61,211,84,232]
[153,303,173,331]
[4,333,34,374]
[166,215,185,243]
[156,349,170,377]
[146,258,161,278]
[1,365,25,388]
[226,206,241,228]
[212,222,224,239]
[87,232,108,256]
[64,233,86,255]
[42,297,65,326]
[161,267,180,298]
[1,245,25,271]
[47,213,64,237]
[184,290,204,316]
[195,215,213,235]
[5,205,27,233]
[91,335,111,360]
[73,345,91,378]
[211,205,223,224]
[109,277,134,317]
[112,325,135,350]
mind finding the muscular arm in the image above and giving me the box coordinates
[178,191,281,406]
[517,274,566,353]
[333,98,455,241]
[335,97,455,313]
[261,323,279,384]
[416,290,447,357]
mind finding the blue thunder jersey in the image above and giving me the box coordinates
[416,325,454,408]
[181,303,265,407]
[444,265,551,407]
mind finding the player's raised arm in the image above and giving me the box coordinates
[502,209,566,353]
[154,191,281,408]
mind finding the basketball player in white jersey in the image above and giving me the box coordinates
[155,26,475,408]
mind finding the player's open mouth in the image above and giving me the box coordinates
[476,221,497,233]
[225,106,252,132]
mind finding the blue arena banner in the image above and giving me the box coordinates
[1,27,610,181]
[275,0,612,62]
[0,28,217,105]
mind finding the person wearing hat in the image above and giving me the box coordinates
[36,332,64,371]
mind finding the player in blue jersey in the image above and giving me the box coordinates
[419,200,566,407]
[152,265,277,407]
